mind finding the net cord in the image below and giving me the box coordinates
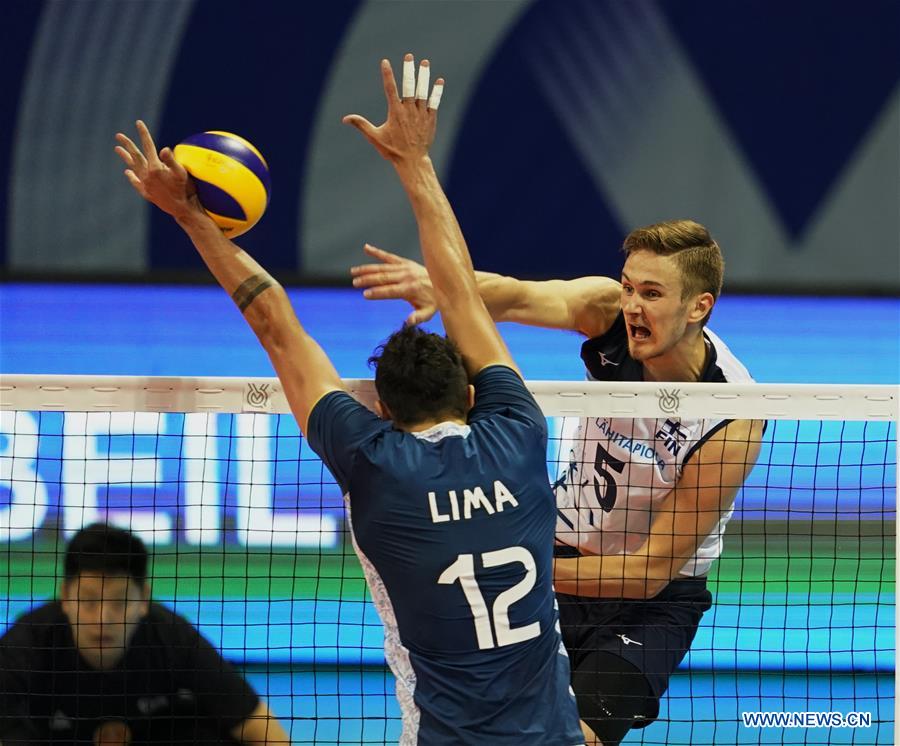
[1,374,896,421]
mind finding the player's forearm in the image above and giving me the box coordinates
[393,156,479,306]
[553,555,675,599]
[175,211,298,345]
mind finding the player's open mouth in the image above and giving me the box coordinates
[630,325,651,340]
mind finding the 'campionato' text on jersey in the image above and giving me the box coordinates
[555,312,756,576]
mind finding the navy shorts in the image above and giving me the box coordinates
[557,577,712,725]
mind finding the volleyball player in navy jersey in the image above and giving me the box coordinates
[352,218,764,743]
[115,53,583,745]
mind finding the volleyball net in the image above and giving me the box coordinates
[0,375,896,745]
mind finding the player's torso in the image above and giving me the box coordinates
[345,421,582,745]
[348,420,558,652]
[555,413,730,563]
[26,607,228,743]
[560,317,755,573]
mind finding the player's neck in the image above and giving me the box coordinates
[401,416,468,433]
[642,330,709,383]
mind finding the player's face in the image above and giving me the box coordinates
[61,573,149,670]
[620,250,695,362]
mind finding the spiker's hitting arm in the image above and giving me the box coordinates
[115,121,344,434]
[351,246,622,337]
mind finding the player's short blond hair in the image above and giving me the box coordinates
[622,219,724,299]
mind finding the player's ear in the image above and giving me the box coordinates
[465,385,475,412]
[688,292,714,324]
[374,399,392,421]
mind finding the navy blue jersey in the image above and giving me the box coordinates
[308,365,583,745]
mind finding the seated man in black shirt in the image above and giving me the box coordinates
[0,523,290,745]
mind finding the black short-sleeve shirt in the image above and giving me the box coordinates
[0,601,259,745]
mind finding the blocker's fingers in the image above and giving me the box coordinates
[135,120,160,162]
[415,60,430,101]
[380,59,401,107]
[158,147,187,178]
[115,133,146,166]
[123,169,145,194]
[342,114,378,139]
[428,78,444,112]
[114,144,135,168]
[401,53,415,100]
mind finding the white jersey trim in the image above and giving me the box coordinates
[344,494,421,744]
[411,421,471,442]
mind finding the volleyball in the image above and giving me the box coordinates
[173,131,271,238]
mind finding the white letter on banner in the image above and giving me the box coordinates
[234,413,336,548]
[182,413,221,545]
[62,412,172,543]
[0,412,49,542]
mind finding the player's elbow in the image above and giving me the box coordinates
[640,575,670,599]
[634,560,678,598]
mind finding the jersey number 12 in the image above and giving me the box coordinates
[438,546,540,650]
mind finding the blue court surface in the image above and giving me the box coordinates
[243,668,894,745]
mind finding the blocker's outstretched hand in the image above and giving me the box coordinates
[343,53,444,164]
[114,120,203,222]
[351,243,437,325]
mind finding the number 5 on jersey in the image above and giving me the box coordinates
[438,546,540,650]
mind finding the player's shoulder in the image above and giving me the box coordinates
[472,363,527,388]
[470,365,545,425]
[565,275,622,338]
[703,327,755,383]
[139,602,202,643]
[0,601,64,649]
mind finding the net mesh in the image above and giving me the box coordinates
[0,375,896,745]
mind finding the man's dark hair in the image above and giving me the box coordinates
[369,325,469,428]
[64,523,149,587]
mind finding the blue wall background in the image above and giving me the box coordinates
[0,0,898,290]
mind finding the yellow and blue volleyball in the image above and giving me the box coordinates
[173,131,270,238]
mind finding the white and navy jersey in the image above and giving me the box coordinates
[554,312,756,577]
[308,365,583,746]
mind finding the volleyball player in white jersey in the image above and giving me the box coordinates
[351,220,764,745]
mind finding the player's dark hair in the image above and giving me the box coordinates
[369,325,469,428]
[622,219,724,325]
[64,523,149,588]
